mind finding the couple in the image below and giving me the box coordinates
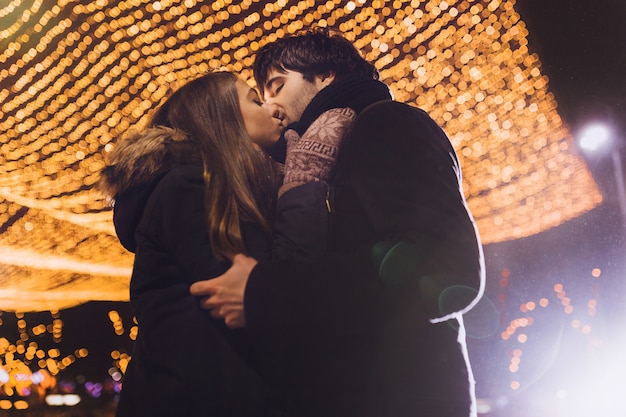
[100,29,484,417]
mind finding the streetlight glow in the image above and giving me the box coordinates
[579,124,612,152]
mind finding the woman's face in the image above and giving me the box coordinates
[235,78,283,148]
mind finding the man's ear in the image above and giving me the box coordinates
[315,72,336,88]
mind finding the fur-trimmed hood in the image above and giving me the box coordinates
[99,126,200,199]
[99,126,201,252]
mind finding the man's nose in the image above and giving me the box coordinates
[264,102,284,123]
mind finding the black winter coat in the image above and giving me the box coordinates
[101,131,276,417]
[244,79,485,417]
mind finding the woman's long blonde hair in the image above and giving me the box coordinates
[149,72,280,259]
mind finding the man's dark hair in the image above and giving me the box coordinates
[253,28,379,93]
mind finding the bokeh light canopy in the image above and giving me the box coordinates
[0,0,602,311]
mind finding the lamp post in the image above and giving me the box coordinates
[578,123,626,396]
[578,123,626,232]
[611,149,626,225]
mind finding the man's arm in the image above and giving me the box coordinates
[271,107,356,261]
[192,102,485,330]
[336,101,485,319]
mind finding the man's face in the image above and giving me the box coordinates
[262,68,333,126]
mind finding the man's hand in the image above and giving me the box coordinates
[189,254,258,328]
[279,107,356,197]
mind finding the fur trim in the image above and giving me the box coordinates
[98,126,199,198]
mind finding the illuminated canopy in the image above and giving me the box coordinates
[0,0,602,311]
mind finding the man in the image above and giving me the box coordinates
[191,29,485,417]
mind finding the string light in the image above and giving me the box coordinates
[499,268,603,392]
[0,308,131,405]
[0,0,602,310]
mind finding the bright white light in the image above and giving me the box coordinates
[30,372,44,384]
[579,123,612,152]
[550,335,626,417]
[45,395,64,406]
[45,394,81,407]
[476,398,492,414]
[63,394,81,406]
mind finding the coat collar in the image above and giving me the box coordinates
[292,77,392,135]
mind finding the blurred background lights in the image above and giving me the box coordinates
[0,305,135,412]
[0,0,602,312]
[45,393,81,406]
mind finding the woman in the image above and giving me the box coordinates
[99,72,283,417]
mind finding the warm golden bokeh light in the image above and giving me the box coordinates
[501,271,602,392]
[0,0,602,311]
[0,307,133,406]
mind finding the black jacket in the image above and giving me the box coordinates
[100,130,275,417]
[244,78,485,417]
